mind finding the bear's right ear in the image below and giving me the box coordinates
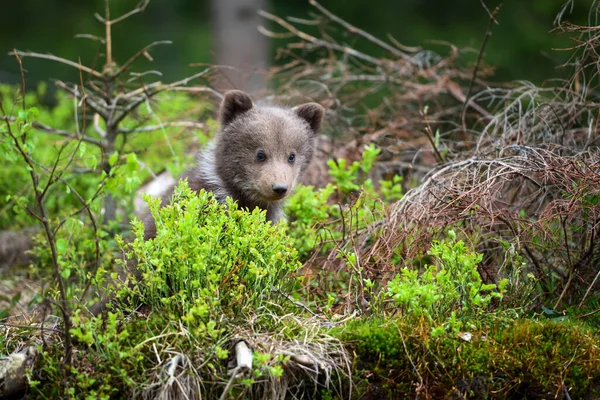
[220,90,254,126]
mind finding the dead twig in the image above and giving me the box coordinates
[11,50,104,79]
[462,3,501,128]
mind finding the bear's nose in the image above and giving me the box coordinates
[272,183,288,196]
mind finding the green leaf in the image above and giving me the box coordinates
[28,107,40,119]
[61,268,72,279]
[109,151,119,167]
[17,109,27,123]
[78,142,87,158]
[541,306,565,319]
[56,238,68,253]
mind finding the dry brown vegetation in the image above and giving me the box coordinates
[261,1,600,310]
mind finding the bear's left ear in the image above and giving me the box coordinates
[293,103,324,135]
[220,90,254,126]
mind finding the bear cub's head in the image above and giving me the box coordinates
[214,90,324,206]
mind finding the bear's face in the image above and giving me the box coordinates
[215,90,324,206]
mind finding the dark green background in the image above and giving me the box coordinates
[0,0,588,87]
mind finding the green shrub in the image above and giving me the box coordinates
[285,143,403,259]
[386,230,509,333]
[117,180,302,327]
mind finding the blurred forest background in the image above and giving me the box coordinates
[0,0,590,90]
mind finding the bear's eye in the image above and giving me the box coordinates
[288,153,296,163]
[256,151,266,162]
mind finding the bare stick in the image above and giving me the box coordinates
[579,267,600,309]
[104,0,112,67]
[577,225,597,308]
[110,67,217,127]
[78,58,88,133]
[112,40,172,79]
[31,160,101,303]
[117,120,207,134]
[576,307,600,319]
[55,81,109,120]
[13,50,26,110]
[462,3,501,126]
[75,34,106,44]
[0,322,63,335]
[168,86,224,99]
[258,10,385,67]
[97,0,149,25]
[422,111,445,163]
[11,50,104,79]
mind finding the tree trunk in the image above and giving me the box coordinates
[211,0,269,92]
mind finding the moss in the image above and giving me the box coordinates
[334,317,600,399]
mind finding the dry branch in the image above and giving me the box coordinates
[462,3,501,126]
[259,10,386,67]
[11,51,104,79]
[113,40,172,78]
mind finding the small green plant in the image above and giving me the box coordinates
[326,143,380,195]
[253,352,287,379]
[285,143,403,259]
[386,230,509,332]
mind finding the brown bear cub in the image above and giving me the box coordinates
[142,90,324,239]
[91,91,323,315]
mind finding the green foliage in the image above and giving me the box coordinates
[285,143,403,258]
[28,182,309,398]
[253,352,288,380]
[119,180,302,326]
[284,183,335,256]
[0,86,95,229]
[0,84,213,232]
[386,231,509,333]
[326,143,379,195]
[34,310,159,398]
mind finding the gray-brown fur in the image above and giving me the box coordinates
[91,91,323,315]
[142,90,324,239]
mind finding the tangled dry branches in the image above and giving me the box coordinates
[266,2,600,308]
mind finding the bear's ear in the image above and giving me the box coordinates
[293,103,324,135]
[220,90,254,126]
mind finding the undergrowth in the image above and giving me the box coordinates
[31,181,349,399]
